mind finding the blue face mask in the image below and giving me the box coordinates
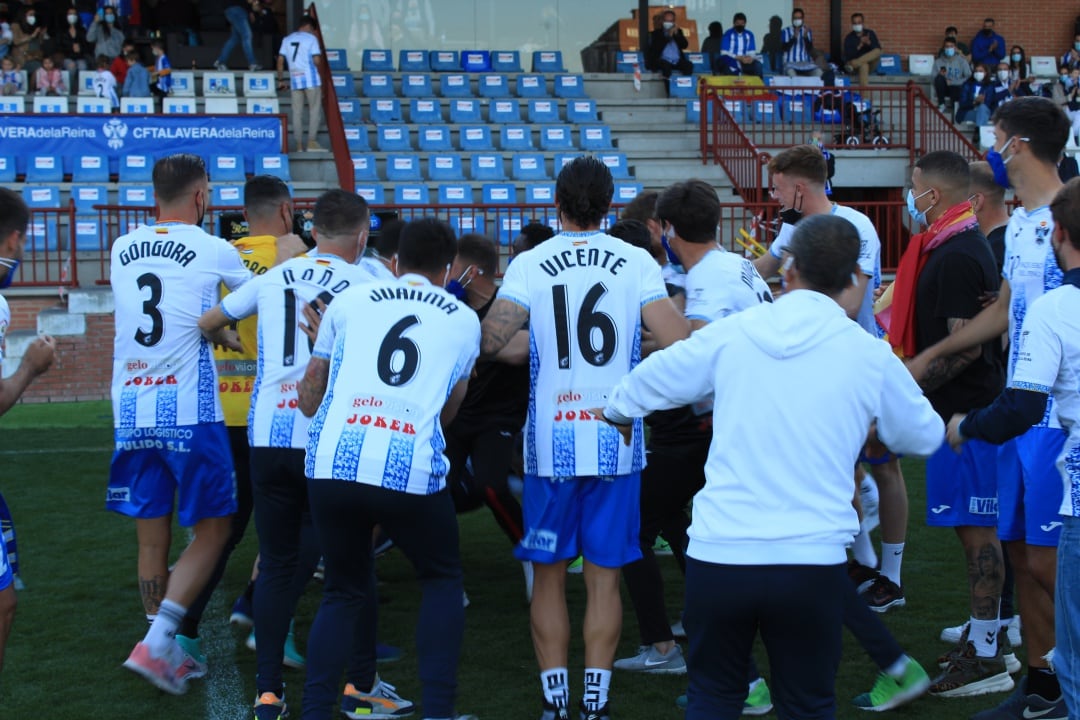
[1011,53,1022,63]
[445,265,473,301]
[660,232,682,268]
[944,47,956,57]
[985,135,1024,189]
[906,188,934,226]
[0,257,19,289]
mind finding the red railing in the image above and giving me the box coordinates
[307,3,353,193]
[699,80,771,204]
[12,205,78,288]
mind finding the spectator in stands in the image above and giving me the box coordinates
[249,0,279,52]
[92,52,118,109]
[513,222,555,256]
[149,38,171,100]
[971,18,1005,69]
[842,13,881,87]
[720,13,762,78]
[933,37,972,118]
[109,39,134,87]
[33,53,63,94]
[0,55,22,94]
[699,21,724,76]
[276,15,323,152]
[987,61,1017,112]
[214,0,260,72]
[941,26,970,62]
[761,15,783,75]
[98,0,131,26]
[10,6,47,76]
[1052,65,1080,145]
[1058,154,1079,183]
[56,8,90,72]
[1062,33,1080,72]
[781,8,820,78]
[121,49,147,97]
[0,12,12,62]
[86,6,123,61]
[1008,45,1039,97]
[646,9,693,85]
[957,62,992,128]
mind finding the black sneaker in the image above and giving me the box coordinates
[863,575,906,612]
[847,559,879,593]
[540,700,570,720]
[579,701,611,720]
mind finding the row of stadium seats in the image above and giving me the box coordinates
[0,71,277,99]
[349,152,632,182]
[344,124,612,152]
[340,97,600,124]
[331,72,587,99]
[332,49,567,74]
[0,95,279,114]
[2,154,290,183]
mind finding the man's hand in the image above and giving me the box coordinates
[946,413,968,452]
[300,298,326,344]
[22,335,56,376]
[273,232,307,266]
[206,327,242,352]
[591,407,632,446]
[863,421,888,460]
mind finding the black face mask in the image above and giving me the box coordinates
[735,25,745,32]
[983,29,993,36]
[778,207,803,225]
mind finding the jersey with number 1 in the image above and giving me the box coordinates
[279,31,321,90]
[221,253,374,449]
[497,231,668,479]
[110,223,250,429]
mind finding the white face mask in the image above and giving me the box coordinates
[662,21,674,30]
[26,15,36,26]
[67,14,78,24]
[792,18,803,27]
[998,70,1011,82]
[852,24,863,33]
[974,71,986,82]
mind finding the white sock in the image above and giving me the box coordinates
[880,542,905,585]
[885,654,910,679]
[540,667,569,709]
[583,668,611,712]
[144,599,186,658]
[145,613,156,627]
[852,528,877,568]
[969,617,999,658]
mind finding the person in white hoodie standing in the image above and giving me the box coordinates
[600,214,944,720]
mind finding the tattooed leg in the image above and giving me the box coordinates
[135,516,172,616]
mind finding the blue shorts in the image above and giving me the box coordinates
[107,423,237,527]
[997,427,1067,546]
[926,439,999,528]
[0,533,10,592]
[858,450,902,466]
[515,474,642,569]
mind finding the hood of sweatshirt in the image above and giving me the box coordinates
[742,289,854,359]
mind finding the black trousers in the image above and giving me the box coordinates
[444,417,524,546]
[659,56,694,79]
[933,75,964,107]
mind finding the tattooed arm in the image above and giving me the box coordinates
[298,357,330,418]
[480,299,529,360]
[917,317,983,393]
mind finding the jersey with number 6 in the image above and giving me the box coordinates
[496,231,669,478]
[221,253,374,449]
[306,274,480,494]
[111,222,251,429]
[279,30,321,90]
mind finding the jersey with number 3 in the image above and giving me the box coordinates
[279,31,321,90]
[306,274,480,494]
[110,223,250,429]
[221,253,374,449]
[497,231,668,479]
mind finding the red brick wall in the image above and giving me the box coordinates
[795,1,1077,63]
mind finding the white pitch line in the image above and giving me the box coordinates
[0,446,113,455]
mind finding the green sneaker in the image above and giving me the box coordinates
[175,634,208,680]
[567,556,584,574]
[653,537,673,556]
[245,622,306,669]
[675,680,772,715]
[852,656,930,711]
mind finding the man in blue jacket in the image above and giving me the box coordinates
[971,18,1006,69]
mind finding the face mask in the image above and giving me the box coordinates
[445,266,474,301]
[852,24,862,33]
[1063,74,1072,85]
[0,257,20,289]
[778,206,802,226]
[983,28,993,36]
[986,135,1023,189]
[1011,53,1022,63]
[735,25,745,32]
[974,71,986,82]
[944,47,955,57]
[793,19,803,27]
[105,14,115,23]
[67,14,78,24]
[26,15,36,26]
[998,70,1010,82]
[195,193,206,228]
[906,188,934,225]
[1075,42,1080,51]
[663,21,674,30]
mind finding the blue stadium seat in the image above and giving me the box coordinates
[499,125,534,151]
[256,154,291,181]
[333,72,358,97]
[438,184,475,205]
[459,125,494,151]
[479,73,511,98]
[439,73,472,97]
[491,50,523,73]
[0,156,14,183]
[526,183,556,204]
[418,126,453,152]
[23,185,61,208]
[74,215,106,251]
[515,74,547,98]
[599,153,631,179]
[26,155,63,183]
[394,184,430,205]
[409,98,443,123]
[386,154,422,181]
[876,54,903,76]
[614,182,644,204]
[362,49,394,71]
[566,99,598,123]
[345,125,371,150]
[401,73,433,98]
[325,48,348,70]
[554,153,585,173]
[355,183,385,204]
[25,217,58,252]
[470,153,506,181]
[580,125,613,150]
[615,51,644,73]
[338,99,362,124]
[377,125,412,152]
[120,185,155,207]
[781,95,811,123]
[212,185,244,206]
[361,73,393,97]
[687,52,709,74]
[447,211,484,235]
[488,99,522,123]
[461,51,491,72]
[532,51,566,73]
[72,154,109,183]
[752,99,779,124]
[119,155,154,184]
[369,98,402,123]
[539,125,575,150]
[669,75,697,98]
[483,183,517,204]
[528,99,560,124]
[351,154,378,181]
[427,153,465,181]
[399,49,430,72]
[449,99,482,123]
[496,215,523,246]
[553,74,586,98]
[685,99,715,123]
[512,153,549,181]
[75,187,107,219]
[210,154,246,182]
[430,50,460,72]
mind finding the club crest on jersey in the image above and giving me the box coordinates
[1035,223,1051,244]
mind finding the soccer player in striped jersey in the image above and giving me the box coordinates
[299,218,480,720]
[110,154,250,695]
[277,15,324,152]
[479,157,690,720]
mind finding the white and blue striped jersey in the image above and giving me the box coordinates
[721,28,757,57]
[496,231,668,479]
[1004,205,1063,429]
[110,222,251,429]
[781,26,814,64]
[306,274,480,494]
[279,31,321,90]
[221,253,375,449]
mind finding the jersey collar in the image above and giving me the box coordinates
[399,272,432,287]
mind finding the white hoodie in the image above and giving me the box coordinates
[607,289,943,566]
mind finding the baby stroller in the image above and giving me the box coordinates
[841,102,889,146]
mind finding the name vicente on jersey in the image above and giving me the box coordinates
[539,246,629,278]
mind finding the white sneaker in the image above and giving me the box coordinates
[859,475,880,532]
[613,644,687,674]
[670,620,686,639]
[941,617,1021,647]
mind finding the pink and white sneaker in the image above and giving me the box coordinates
[122,641,193,695]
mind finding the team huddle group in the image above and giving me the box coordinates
[1,93,1080,720]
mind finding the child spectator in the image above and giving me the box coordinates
[149,39,171,99]
[0,13,12,62]
[121,50,148,98]
[92,53,118,109]
[57,10,92,72]
[34,54,65,95]
[110,39,134,86]
[0,55,23,95]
